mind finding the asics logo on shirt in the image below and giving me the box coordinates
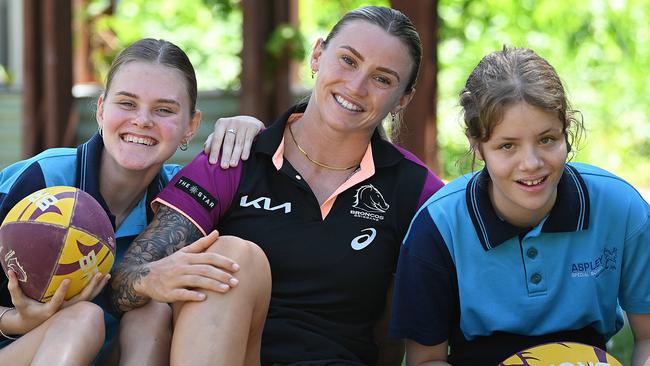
[351,228,376,250]
[240,195,292,214]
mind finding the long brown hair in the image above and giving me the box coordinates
[460,46,584,159]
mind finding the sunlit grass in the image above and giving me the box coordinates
[609,321,634,365]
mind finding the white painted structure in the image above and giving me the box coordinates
[0,0,23,89]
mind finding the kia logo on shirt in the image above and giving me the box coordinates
[240,195,292,214]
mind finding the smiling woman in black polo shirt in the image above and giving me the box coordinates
[111,6,444,366]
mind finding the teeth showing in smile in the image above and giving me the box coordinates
[334,95,362,112]
[518,177,545,186]
[122,134,156,146]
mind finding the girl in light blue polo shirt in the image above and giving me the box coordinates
[0,38,262,365]
[390,46,650,365]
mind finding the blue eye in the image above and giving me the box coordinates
[540,137,556,144]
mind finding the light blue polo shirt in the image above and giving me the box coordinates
[0,133,181,345]
[390,162,650,365]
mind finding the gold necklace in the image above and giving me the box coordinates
[288,124,358,171]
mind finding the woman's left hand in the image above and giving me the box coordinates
[204,116,265,168]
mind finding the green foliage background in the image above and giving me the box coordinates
[89,0,242,90]
[87,0,650,186]
[436,0,650,185]
[83,0,645,362]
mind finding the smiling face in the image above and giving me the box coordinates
[96,61,200,174]
[475,101,568,228]
[310,20,415,135]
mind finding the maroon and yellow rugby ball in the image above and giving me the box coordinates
[0,186,115,302]
[500,342,622,366]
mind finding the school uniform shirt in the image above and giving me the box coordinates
[390,163,650,365]
[155,103,444,365]
[0,133,180,342]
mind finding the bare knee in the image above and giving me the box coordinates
[207,236,271,280]
[54,301,105,342]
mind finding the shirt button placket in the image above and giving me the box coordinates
[522,240,546,296]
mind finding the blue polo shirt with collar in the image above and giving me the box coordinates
[390,162,650,365]
[0,133,180,342]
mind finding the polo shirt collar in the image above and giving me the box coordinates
[75,133,111,216]
[75,133,170,229]
[254,102,403,168]
[466,164,590,251]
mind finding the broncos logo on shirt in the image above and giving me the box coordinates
[352,184,389,213]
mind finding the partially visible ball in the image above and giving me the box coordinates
[0,186,115,302]
[500,341,622,366]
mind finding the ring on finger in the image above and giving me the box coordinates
[226,128,237,135]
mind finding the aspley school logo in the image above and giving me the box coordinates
[571,247,617,278]
[350,184,389,222]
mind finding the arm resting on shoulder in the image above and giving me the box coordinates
[629,312,650,366]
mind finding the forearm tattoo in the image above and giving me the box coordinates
[110,205,203,313]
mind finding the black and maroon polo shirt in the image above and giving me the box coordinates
[155,103,443,365]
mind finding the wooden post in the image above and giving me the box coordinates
[22,0,74,156]
[241,0,297,124]
[22,0,41,156]
[390,0,440,174]
[73,0,95,84]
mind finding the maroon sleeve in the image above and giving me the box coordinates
[393,145,445,208]
[153,152,242,235]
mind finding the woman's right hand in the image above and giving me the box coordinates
[203,116,264,168]
[137,231,241,303]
